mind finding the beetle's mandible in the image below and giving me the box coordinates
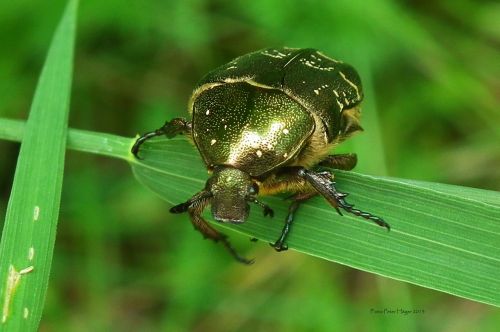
[132,47,390,264]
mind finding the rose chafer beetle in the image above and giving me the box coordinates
[132,47,389,264]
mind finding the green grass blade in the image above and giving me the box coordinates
[0,1,78,330]
[130,137,500,307]
[1,118,499,307]
[0,118,132,161]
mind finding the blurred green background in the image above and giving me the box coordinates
[1,0,499,331]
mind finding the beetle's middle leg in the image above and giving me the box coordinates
[270,191,316,251]
[132,118,192,158]
[170,190,254,264]
[261,155,387,251]
[259,168,316,251]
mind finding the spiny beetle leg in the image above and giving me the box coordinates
[173,190,254,264]
[334,191,390,230]
[298,168,390,231]
[217,234,255,265]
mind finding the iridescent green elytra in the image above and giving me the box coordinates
[132,48,389,264]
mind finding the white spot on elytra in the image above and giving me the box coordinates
[210,139,217,145]
[283,129,289,135]
[28,247,34,261]
[336,99,344,111]
[205,110,210,115]
[339,71,361,99]
[224,125,227,130]
[300,57,335,71]
[314,84,330,95]
[333,90,339,97]
[33,206,40,221]
[283,153,288,158]
[316,51,341,63]
[261,49,290,59]
[256,150,262,157]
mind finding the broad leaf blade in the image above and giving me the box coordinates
[131,136,500,307]
[0,1,78,330]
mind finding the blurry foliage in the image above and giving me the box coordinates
[0,0,499,331]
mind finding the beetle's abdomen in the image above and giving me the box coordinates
[192,82,314,176]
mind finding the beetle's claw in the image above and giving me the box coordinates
[270,241,288,252]
[131,141,143,159]
[133,152,144,160]
[373,218,391,231]
[218,236,254,264]
[334,207,343,216]
[239,256,255,265]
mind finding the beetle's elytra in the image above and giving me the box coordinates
[132,47,389,263]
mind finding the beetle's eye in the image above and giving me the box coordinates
[249,183,259,195]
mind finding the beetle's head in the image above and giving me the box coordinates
[207,166,258,223]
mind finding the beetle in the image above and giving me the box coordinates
[132,47,389,264]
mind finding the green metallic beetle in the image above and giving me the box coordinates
[132,47,389,263]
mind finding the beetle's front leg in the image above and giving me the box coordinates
[298,169,390,230]
[170,190,254,264]
[131,118,192,158]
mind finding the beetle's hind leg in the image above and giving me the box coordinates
[261,158,388,252]
[131,118,192,159]
[170,190,254,265]
[298,169,390,230]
